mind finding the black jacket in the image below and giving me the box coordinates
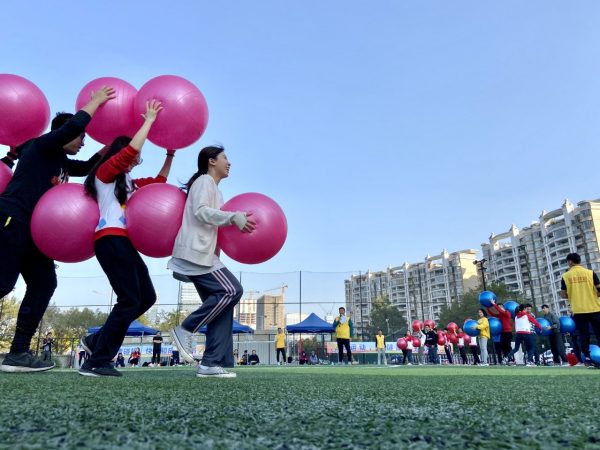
[0,110,99,224]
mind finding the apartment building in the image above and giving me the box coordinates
[483,199,600,315]
[344,249,479,337]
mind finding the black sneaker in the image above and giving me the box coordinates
[78,360,122,377]
[81,335,95,355]
[0,351,55,373]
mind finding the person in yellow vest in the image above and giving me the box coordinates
[560,253,600,367]
[375,329,387,365]
[275,327,287,366]
[475,309,490,366]
[333,307,353,364]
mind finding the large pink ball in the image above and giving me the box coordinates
[125,183,186,258]
[30,183,99,263]
[75,77,138,145]
[0,74,50,146]
[135,75,208,149]
[0,163,13,194]
[218,193,287,265]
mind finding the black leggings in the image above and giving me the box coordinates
[152,348,161,365]
[337,338,352,363]
[87,236,156,366]
[276,348,287,363]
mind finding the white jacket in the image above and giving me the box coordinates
[171,175,237,266]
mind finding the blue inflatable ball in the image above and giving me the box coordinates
[590,345,600,364]
[488,317,502,336]
[559,316,576,334]
[479,291,497,308]
[464,319,480,337]
[535,317,552,336]
[504,300,519,319]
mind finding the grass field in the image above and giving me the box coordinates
[0,365,598,449]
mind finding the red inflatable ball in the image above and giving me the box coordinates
[463,334,472,345]
[135,75,208,149]
[0,74,50,146]
[411,320,422,332]
[30,183,99,263]
[125,183,186,258]
[447,322,458,333]
[424,319,435,329]
[412,337,421,348]
[218,193,287,264]
[0,163,12,194]
[76,77,138,145]
[447,333,458,344]
[396,338,407,350]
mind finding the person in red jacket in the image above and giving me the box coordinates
[79,100,174,377]
[488,300,514,363]
[503,304,543,366]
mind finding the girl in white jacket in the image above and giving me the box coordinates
[169,146,255,378]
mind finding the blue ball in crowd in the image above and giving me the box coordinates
[504,301,519,319]
[559,316,576,334]
[464,319,480,337]
[590,345,600,364]
[479,291,496,308]
[488,317,502,336]
[535,317,552,336]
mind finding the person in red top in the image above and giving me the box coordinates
[503,304,543,366]
[79,100,174,377]
[488,300,514,363]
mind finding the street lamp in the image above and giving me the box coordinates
[474,259,488,291]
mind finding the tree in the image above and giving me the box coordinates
[437,282,523,328]
[0,295,20,352]
[368,295,408,341]
[39,305,108,354]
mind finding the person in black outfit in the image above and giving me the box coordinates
[152,332,163,366]
[248,350,260,365]
[115,352,125,368]
[424,325,439,364]
[0,87,115,373]
[42,331,53,361]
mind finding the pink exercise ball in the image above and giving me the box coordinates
[75,77,137,145]
[135,75,208,149]
[125,183,186,258]
[218,193,287,265]
[396,338,407,350]
[0,74,50,146]
[0,163,13,194]
[30,183,99,263]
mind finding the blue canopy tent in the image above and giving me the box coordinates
[197,320,254,334]
[286,313,334,363]
[286,313,335,333]
[88,319,159,336]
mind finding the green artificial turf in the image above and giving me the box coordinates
[0,366,598,449]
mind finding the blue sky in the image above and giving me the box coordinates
[2,1,600,311]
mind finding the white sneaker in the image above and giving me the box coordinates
[407,363,413,366]
[525,363,536,367]
[170,326,199,364]
[196,365,236,378]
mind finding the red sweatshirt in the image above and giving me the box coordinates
[488,304,513,332]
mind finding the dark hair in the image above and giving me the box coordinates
[566,253,581,264]
[84,136,133,205]
[517,304,526,313]
[183,145,225,192]
[524,303,532,308]
[541,304,549,309]
[478,308,487,317]
[51,112,74,131]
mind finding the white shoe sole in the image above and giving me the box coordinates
[196,372,236,378]
[78,369,101,377]
[0,363,55,373]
